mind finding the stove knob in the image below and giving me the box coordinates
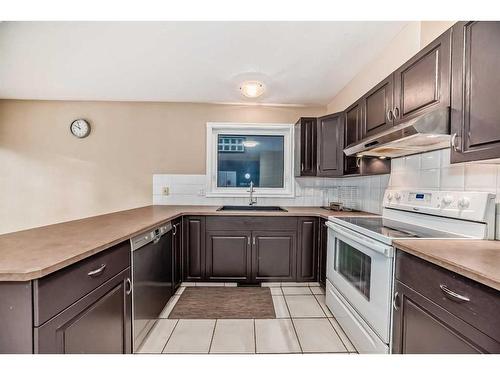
[458,197,470,209]
[394,192,402,201]
[387,193,393,201]
[442,195,453,206]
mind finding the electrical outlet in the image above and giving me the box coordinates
[198,188,205,196]
[162,186,170,196]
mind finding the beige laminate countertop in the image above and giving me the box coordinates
[0,205,376,282]
[394,239,500,292]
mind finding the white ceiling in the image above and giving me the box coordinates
[0,22,407,105]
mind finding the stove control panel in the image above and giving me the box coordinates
[383,189,496,222]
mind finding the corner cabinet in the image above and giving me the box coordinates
[294,117,318,176]
[392,250,500,354]
[451,21,500,163]
[317,112,345,177]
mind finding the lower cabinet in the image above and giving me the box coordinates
[318,218,328,286]
[206,230,252,282]
[183,216,206,281]
[392,250,500,354]
[172,218,183,289]
[252,231,297,282]
[297,218,317,281]
[35,268,132,354]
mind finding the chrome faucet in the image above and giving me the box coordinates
[248,181,257,206]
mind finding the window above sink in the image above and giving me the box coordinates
[206,122,294,197]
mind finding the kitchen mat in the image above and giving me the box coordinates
[168,287,276,319]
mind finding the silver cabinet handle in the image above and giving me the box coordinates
[87,264,106,277]
[393,106,400,119]
[301,162,304,172]
[386,109,394,122]
[393,291,400,311]
[172,224,177,236]
[253,237,256,246]
[451,133,459,152]
[125,278,132,295]
[247,237,250,245]
[439,284,470,303]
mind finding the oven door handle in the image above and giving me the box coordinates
[325,221,394,257]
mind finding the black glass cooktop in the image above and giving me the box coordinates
[336,217,465,239]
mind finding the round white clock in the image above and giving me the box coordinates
[70,119,91,138]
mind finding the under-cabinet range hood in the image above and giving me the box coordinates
[344,107,451,158]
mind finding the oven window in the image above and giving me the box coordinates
[335,239,371,300]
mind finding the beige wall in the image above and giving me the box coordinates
[0,100,324,234]
[326,21,456,114]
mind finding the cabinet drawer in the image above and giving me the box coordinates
[33,240,131,326]
[206,216,297,231]
[396,250,500,343]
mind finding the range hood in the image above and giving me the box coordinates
[344,107,451,158]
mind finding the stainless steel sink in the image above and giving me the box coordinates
[217,205,287,212]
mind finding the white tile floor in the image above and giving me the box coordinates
[136,282,357,354]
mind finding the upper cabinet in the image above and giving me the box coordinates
[393,29,452,124]
[363,75,394,137]
[294,117,317,176]
[451,21,500,163]
[317,112,345,177]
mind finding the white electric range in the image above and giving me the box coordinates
[325,189,496,354]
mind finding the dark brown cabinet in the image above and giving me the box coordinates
[344,101,363,175]
[295,117,317,176]
[206,230,252,282]
[252,231,297,282]
[318,219,328,286]
[172,218,182,289]
[363,75,394,137]
[392,250,500,354]
[451,21,500,163]
[393,28,451,125]
[35,268,132,354]
[183,216,206,281]
[317,112,344,177]
[297,218,317,282]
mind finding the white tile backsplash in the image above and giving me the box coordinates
[152,149,498,217]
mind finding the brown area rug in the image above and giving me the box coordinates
[168,287,276,319]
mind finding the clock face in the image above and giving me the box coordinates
[70,119,91,138]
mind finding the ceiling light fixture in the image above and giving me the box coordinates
[243,140,259,148]
[240,81,265,98]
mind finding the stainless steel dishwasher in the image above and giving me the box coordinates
[130,222,173,352]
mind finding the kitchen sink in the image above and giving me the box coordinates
[217,205,288,212]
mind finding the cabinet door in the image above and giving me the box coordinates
[393,28,451,124]
[295,117,317,176]
[252,231,296,282]
[183,216,206,281]
[363,75,394,137]
[451,21,500,163]
[317,112,344,177]
[172,219,183,290]
[344,101,362,175]
[35,268,132,354]
[206,230,252,282]
[297,218,318,282]
[318,219,328,286]
[392,280,497,354]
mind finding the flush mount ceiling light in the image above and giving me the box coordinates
[240,81,265,98]
[243,140,259,148]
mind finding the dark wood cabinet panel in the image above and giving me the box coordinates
[206,231,252,282]
[394,28,451,124]
[252,231,296,282]
[451,21,500,163]
[344,101,363,175]
[35,268,132,354]
[294,117,317,176]
[172,218,183,289]
[297,218,318,282]
[363,75,394,137]
[318,219,328,286]
[183,216,206,281]
[317,112,344,177]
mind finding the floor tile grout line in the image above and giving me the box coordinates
[160,318,180,354]
[325,317,352,353]
[253,318,257,354]
[207,319,218,354]
[281,285,303,354]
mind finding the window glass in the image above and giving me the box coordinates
[217,134,284,188]
[335,240,372,300]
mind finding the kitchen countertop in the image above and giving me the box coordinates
[394,239,500,292]
[0,205,376,282]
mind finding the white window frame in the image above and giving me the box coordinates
[206,122,294,197]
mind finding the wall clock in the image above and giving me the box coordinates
[70,119,91,138]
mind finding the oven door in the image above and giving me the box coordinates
[326,221,394,343]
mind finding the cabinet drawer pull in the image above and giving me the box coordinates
[393,291,400,311]
[125,278,132,295]
[87,264,107,277]
[439,284,470,303]
[172,224,177,236]
[386,109,394,122]
[451,133,459,152]
[393,106,400,119]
